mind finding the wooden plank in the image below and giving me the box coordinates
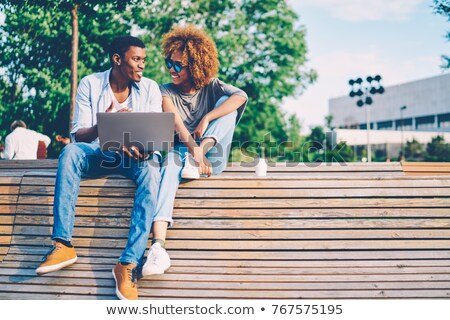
[18,185,450,198]
[0,195,19,204]
[218,172,407,179]
[0,293,111,300]
[3,260,450,275]
[2,281,449,299]
[8,246,450,260]
[0,236,12,245]
[5,254,450,268]
[0,215,15,224]
[10,236,450,250]
[226,162,403,172]
[0,177,22,185]
[173,198,450,209]
[18,176,450,188]
[14,206,450,218]
[0,226,13,234]
[2,275,450,292]
[1,267,450,282]
[0,160,58,169]
[16,196,450,208]
[0,186,20,194]
[402,162,450,170]
[12,216,450,229]
[0,205,17,214]
[1,160,402,172]
[17,170,410,179]
[403,162,450,168]
[10,226,450,240]
[137,289,450,299]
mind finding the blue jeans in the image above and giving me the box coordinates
[52,142,161,265]
[153,96,237,226]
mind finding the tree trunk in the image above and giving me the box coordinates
[69,4,79,134]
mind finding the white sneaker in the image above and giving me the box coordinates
[181,153,200,179]
[141,242,171,277]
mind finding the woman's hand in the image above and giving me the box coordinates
[193,117,210,140]
[192,147,212,177]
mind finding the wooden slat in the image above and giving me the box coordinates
[16,196,450,208]
[14,206,450,218]
[12,216,450,229]
[10,236,450,250]
[18,185,450,198]
[8,246,450,261]
[1,282,449,299]
[402,162,450,176]
[0,195,20,203]
[2,261,450,277]
[18,176,450,188]
[2,275,450,292]
[0,186,20,194]
[11,226,450,240]
[5,253,450,268]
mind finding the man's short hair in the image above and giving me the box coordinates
[109,36,146,65]
[10,120,27,131]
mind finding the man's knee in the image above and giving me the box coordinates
[59,143,86,163]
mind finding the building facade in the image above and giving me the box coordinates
[329,73,450,132]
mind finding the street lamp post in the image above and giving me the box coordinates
[348,75,385,163]
[400,105,407,160]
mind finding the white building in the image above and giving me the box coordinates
[329,73,450,132]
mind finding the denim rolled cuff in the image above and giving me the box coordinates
[51,235,72,242]
[118,258,140,265]
[201,135,218,146]
[153,216,174,228]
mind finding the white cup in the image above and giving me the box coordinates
[255,157,268,177]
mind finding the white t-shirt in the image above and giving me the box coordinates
[108,87,133,112]
[4,127,51,160]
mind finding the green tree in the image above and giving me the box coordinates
[2,0,136,132]
[0,2,131,156]
[303,125,354,163]
[425,135,450,162]
[434,0,450,68]
[128,0,316,161]
[405,138,424,161]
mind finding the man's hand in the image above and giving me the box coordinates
[121,145,149,161]
[106,102,131,113]
[193,117,210,140]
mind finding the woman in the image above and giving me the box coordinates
[141,25,248,276]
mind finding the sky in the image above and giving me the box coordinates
[284,0,449,133]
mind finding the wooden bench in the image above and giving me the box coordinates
[0,160,450,299]
[402,162,450,176]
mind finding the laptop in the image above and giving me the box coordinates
[97,112,174,152]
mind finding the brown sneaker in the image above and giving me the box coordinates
[112,263,138,300]
[36,242,77,275]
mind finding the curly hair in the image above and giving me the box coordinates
[162,25,219,90]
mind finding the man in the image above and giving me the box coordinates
[3,120,51,160]
[36,36,162,300]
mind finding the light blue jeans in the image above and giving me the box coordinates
[52,142,161,265]
[153,96,237,226]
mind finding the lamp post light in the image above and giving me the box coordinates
[348,75,385,163]
[400,105,407,160]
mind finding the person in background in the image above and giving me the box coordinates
[0,143,4,159]
[3,120,51,160]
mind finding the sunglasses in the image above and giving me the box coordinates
[165,57,187,73]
